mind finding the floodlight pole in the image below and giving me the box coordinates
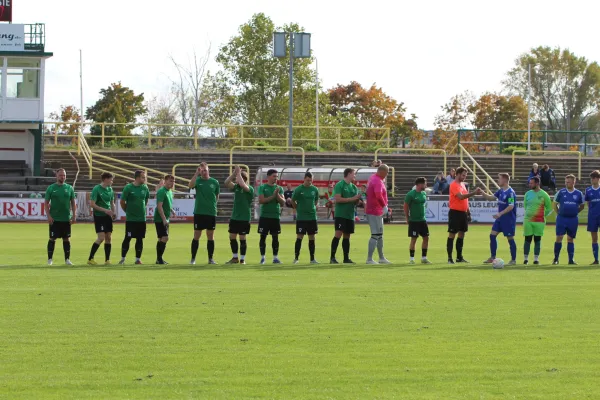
[315,57,319,151]
[527,64,531,152]
[288,33,294,149]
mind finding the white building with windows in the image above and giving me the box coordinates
[0,23,51,175]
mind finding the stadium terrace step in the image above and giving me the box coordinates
[42,150,591,222]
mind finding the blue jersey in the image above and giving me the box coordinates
[494,187,517,219]
[554,188,583,218]
[585,186,600,218]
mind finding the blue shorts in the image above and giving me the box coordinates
[556,215,579,238]
[492,218,516,237]
[587,214,600,232]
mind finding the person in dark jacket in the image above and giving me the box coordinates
[528,163,541,183]
[540,164,556,191]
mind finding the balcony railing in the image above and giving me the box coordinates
[24,23,45,52]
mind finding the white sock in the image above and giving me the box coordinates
[120,257,125,261]
[233,253,238,258]
[240,255,245,260]
[410,257,415,261]
[136,258,141,262]
[422,256,427,260]
[534,255,539,261]
[524,255,529,261]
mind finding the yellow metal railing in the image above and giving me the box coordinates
[172,163,250,181]
[374,148,447,176]
[459,144,500,193]
[229,146,305,174]
[512,150,581,180]
[43,122,390,152]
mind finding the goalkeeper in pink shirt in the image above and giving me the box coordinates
[365,164,392,264]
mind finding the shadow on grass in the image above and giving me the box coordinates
[1,262,599,272]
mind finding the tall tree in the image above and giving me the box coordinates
[504,46,600,133]
[216,13,316,128]
[86,82,146,137]
[468,93,529,130]
[142,94,179,137]
[328,81,417,146]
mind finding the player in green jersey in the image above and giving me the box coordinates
[154,174,175,265]
[403,177,432,264]
[292,172,321,264]
[257,169,285,264]
[44,168,76,265]
[224,166,255,264]
[87,172,116,265]
[188,162,220,265]
[119,170,150,265]
[523,176,552,265]
[330,168,362,264]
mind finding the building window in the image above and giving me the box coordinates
[7,58,41,68]
[7,68,40,98]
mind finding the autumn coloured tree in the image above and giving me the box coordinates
[86,82,147,137]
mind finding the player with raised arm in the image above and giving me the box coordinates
[403,177,431,264]
[188,162,220,265]
[482,173,517,265]
[330,168,362,264]
[257,169,285,264]
[224,166,255,264]
[522,176,552,265]
[88,172,116,265]
[447,167,482,264]
[119,170,150,265]
[45,168,76,265]
[585,170,600,264]
[154,174,175,265]
[552,175,584,265]
[293,172,320,264]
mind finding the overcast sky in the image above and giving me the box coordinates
[24,0,600,129]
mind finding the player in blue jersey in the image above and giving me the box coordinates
[482,173,517,265]
[585,170,600,264]
[553,174,584,265]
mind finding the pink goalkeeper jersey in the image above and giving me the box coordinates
[366,173,388,216]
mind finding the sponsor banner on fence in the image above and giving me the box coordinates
[0,198,198,221]
[426,200,526,223]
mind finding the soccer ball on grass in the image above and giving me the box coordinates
[492,258,505,269]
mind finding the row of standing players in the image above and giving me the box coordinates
[43,164,393,265]
[435,168,600,266]
[44,165,600,266]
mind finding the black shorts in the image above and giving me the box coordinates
[194,214,216,231]
[408,221,429,238]
[448,209,469,233]
[155,222,169,238]
[296,220,318,235]
[334,217,355,234]
[49,221,71,239]
[125,221,147,239]
[229,219,251,235]
[257,217,281,236]
[94,215,113,234]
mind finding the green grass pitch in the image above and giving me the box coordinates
[2,222,600,399]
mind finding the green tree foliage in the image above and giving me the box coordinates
[504,46,600,133]
[215,13,316,130]
[48,105,81,136]
[86,82,147,137]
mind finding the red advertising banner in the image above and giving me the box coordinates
[0,0,12,22]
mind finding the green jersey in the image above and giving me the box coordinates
[122,183,150,222]
[334,180,359,220]
[90,184,114,217]
[523,189,552,223]
[154,186,174,223]
[193,177,220,216]
[231,184,255,222]
[45,183,75,222]
[404,189,427,222]
[292,184,319,221]
[258,183,281,219]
